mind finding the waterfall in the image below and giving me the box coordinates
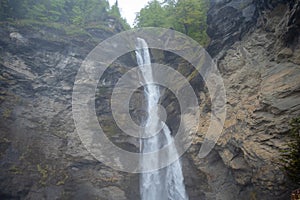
[136,38,189,200]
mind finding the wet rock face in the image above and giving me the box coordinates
[207,0,287,57]
[207,0,257,57]
[0,24,140,199]
[0,23,208,199]
[192,1,300,199]
[1,1,299,199]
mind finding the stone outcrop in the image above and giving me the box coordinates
[0,21,210,199]
[0,22,139,199]
[189,0,300,199]
[207,0,288,57]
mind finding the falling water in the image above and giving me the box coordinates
[136,38,189,200]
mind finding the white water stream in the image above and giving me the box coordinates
[136,38,189,200]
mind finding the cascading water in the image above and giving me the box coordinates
[136,38,189,200]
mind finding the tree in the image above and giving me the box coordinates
[0,0,131,31]
[108,0,130,30]
[65,0,109,25]
[0,0,112,26]
[0,0,26,20]
[134,0,170,28]
[134,0,210,46]
[110,0,121,18]
[175,0,209,45]
[83,0,110,23]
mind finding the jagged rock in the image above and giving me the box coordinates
[0,23,140,199]
[190,1,300,199]
[1,0,300,200]
[277,47,293,61]
[207,0,288,57]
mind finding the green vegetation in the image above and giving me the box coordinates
[1,0,207,42]
[135,0,169,27]
[134,0,210,46]
[56,172,69,186]
[109,0,130,30]
[2,108,11,119]
[0,0,129,30]
[281,117,300,186]
[9,165,23,175]
[37,164,48,186]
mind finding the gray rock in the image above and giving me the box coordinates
[1,1,299,200]
[192,1,300,199]
[206,0,288,57]
[0,23,139,199]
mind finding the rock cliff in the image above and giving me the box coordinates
[0,21,140,199]
[0,0,299,199]
[207,0,295,57]
[189,0,300,199]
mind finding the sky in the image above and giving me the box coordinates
[108,0,157,27]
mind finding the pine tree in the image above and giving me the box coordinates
[110,0,121,18]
